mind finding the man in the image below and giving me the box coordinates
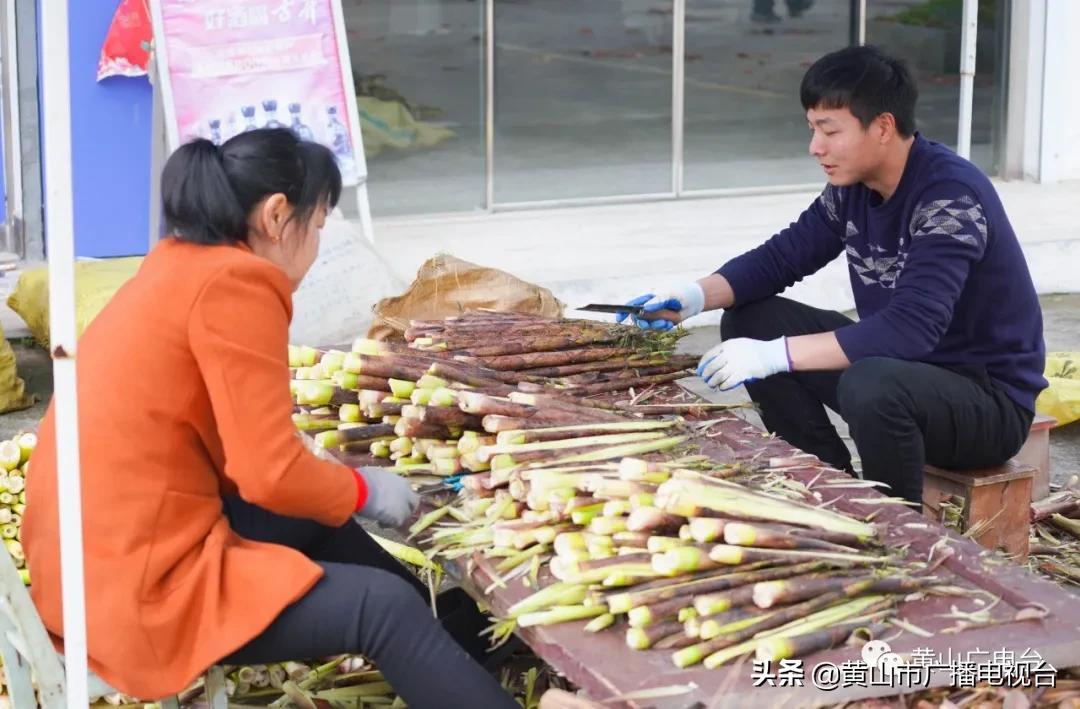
[621,45,1046,503]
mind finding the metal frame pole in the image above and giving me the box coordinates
[40,0,88,706]
[483,0,495,210]
[858,0,867,45]
[14,0,44,260]
[1,1,24,255]
[957,0,979,159]
[671,0,685,196]
[848,0,866,47]
[148,55,164,250]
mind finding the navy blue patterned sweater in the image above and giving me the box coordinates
[717,133,1047,412]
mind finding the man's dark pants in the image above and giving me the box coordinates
[721,296,1034,503]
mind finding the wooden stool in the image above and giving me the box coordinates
[1014,413,1057,501]
[922,460,1036,559]
[0,547,228,708]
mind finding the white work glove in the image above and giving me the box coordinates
[696,337,791,391]
[355,466,419,528]
[616,282,706,331]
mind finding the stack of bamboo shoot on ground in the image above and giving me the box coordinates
[91,651,556,707]
[0,431,34,585]
[188,652,555,707]
[217,655,396,706]
[90,656,398,706]
[422,455,936,670]
[1029,475,1080,587]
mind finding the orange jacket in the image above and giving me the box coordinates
[23,237,359,698]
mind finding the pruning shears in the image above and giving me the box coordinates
[417,474,465,496]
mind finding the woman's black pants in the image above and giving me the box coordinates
[219,498,518,709]
[720,296,1034,503]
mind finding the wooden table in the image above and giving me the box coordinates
[318,386,1080,708]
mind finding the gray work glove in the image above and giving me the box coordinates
[354,466,419,528]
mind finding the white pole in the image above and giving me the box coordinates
[857,0,867,45]
[355,184,374,245]
[956,0,978,159]
[40,1,89,706]
[327,0,375,244]
[148,55,165,251]
[671,0,685,196]
[483,0,494,211]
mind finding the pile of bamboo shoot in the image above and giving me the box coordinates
[86,656,394,706]
[1029,476,1080,587]
[86,653,564,708]
[288,312,933,672]
[214,656,393,707]
[406,311,694,393]
[419,454,935,670]
[0,431,33,585]
[288,312,700,482]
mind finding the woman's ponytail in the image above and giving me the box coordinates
[161,129,341,246]
[161,138,249,245]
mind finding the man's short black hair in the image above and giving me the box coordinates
[800,45,918,137]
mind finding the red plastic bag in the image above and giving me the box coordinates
[97,0,152,81]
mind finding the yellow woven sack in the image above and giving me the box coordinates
[1037,352,1080,427]
[358,95,455,158]
[6,257,143,348]
[0,322,35,413]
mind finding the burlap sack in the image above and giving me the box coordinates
[368,254,563,341]
[6,257,143,349]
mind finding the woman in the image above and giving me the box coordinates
[23,129,518,707]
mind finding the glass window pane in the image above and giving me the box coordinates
[867,0,1006,174]
[683,1,853,191]
[493,1,673,204]
[343,0,484,216]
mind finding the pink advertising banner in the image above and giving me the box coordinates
[151,0,364,185]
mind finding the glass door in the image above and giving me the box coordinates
[343,0,1009,217]
[343,0,486,217]
[492,0,674,205]
[1,0,42,260]
[682,0,854,191]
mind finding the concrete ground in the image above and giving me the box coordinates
[2,294,1078,485]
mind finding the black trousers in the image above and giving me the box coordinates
[219,498,518,709]
[721,296,1034,503]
